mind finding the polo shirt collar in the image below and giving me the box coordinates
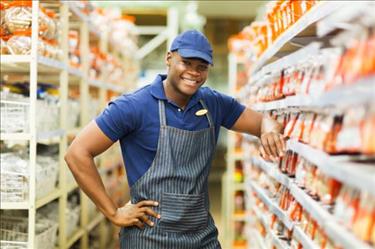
[150,74,168,100]
[150,74,202,110]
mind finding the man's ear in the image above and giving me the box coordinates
[165,52,172,67]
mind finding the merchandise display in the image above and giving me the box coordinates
[227,1,375,249]
[0,1,138,249]
[0,215,58,249]
[1,1,61,59]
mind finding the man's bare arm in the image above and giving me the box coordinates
[231,108,285,161]
[64,121,160,228]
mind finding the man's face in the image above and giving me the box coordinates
[166,52,209,97]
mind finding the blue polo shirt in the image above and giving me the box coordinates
[95,74,245,186]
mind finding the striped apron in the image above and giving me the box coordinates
[119,99,221,249]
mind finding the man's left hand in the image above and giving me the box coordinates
[260,116,286,162]
[259,131,286,162]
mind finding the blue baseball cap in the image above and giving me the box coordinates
[170,30,213,65]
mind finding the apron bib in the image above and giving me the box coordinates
[119,99,221,249]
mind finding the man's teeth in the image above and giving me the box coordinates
[183,78,197,83]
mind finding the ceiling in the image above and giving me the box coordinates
[197,1,265,19]
[94,1,266,19]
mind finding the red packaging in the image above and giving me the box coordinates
[284,113,299,138]
[301,113,317,144]
[352,192,375,243]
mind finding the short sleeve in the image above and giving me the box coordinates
[95,95,137,142]
[213,90,246,129]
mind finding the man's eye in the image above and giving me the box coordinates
[199,66,208,71]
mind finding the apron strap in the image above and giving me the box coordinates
[158,100,167,126]
[199,99,214,128]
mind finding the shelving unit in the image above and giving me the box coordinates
[223,53,247,249]
[228,1,375,249]
[0,1,134,249]
[250,1,348,74]
[251,76,375,111]
[248,154,373,249]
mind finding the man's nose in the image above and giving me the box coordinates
[187,68,200,76]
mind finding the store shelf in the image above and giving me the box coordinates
[250,154,373,249]
[248,228,267,249]
[36,189,62,209]
[0,54,31,63]
[324,221,373,249]
[293,226,319,249]
[86,213,104,232]
[67,182,79,193]
[252,76,375,111]
[250,1,345,74]
[1,189,61,211]
[249,181,294,230]
[242,134,259,143]
[66,2,88,23]
[252,95,307,111]
[252,204,297,249]
[66,228,85,249]
[1,55,66,74]
[251,204,269,227]
[2,130,64,142]
[233,152,244,161]
[67,66,84,84]
[317,2,373,37]
[0,133,31,140]
[232,212,247,221]
[106,83,126,94]
[287,139,375,194]
[290,184,372,249]
[65,2,101,38]
[251,42,322,85]
[233,183,245,191]
[269,229,290,249]
[251,157,290,187]
[36,129,65,141]
[88,79,103,88]
[67,127,82,137]
[88,79,126,93]
[0,201,29,210]
[311,76,375,108]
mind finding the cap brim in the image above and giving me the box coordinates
[177,48,213,65]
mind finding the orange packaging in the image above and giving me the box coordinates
[287,152,298,177]
[275,70,286,100]
[352,192,375,243]
[284,113,300,138]
[290,113,305,141]
[301,113,317,144]
[302,210,310,233]
[371,216,375,246]
[316,115,334,151]
[361,107,375,155]
[8,0,32,7]
[336,107,366,154]
[324,115,343,154]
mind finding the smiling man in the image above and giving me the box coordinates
[65,30,285,249]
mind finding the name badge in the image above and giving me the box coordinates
[195,109,208,116]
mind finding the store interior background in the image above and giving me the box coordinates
[94,1,266,243]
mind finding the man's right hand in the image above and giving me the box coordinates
[110,200,161,229]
